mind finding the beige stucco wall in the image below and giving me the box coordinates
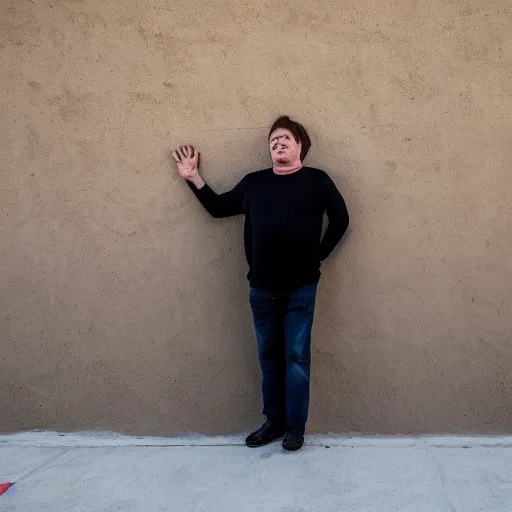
[1,0,512,436]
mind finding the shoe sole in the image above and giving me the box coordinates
[245,435,285,448]
[282,444,304,451]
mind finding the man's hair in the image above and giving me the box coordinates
[268,115,311,162]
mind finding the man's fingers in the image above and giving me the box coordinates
[173,145,197,163]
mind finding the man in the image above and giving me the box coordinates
[173,116,349,451]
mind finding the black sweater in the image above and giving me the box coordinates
[188,167,349,291]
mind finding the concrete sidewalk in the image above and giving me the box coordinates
[1,433,512,511]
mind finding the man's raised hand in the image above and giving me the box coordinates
[173,145,199,179]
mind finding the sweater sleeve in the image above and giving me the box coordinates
[319,173,349,261]
[187,177,245,218]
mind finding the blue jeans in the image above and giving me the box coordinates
[249,281,318,430]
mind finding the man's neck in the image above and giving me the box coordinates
[273,162,303,175]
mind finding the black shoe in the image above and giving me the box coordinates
[245,422,286,447]
[282,429,305,451]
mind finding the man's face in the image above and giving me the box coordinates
[269,128,302,165]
